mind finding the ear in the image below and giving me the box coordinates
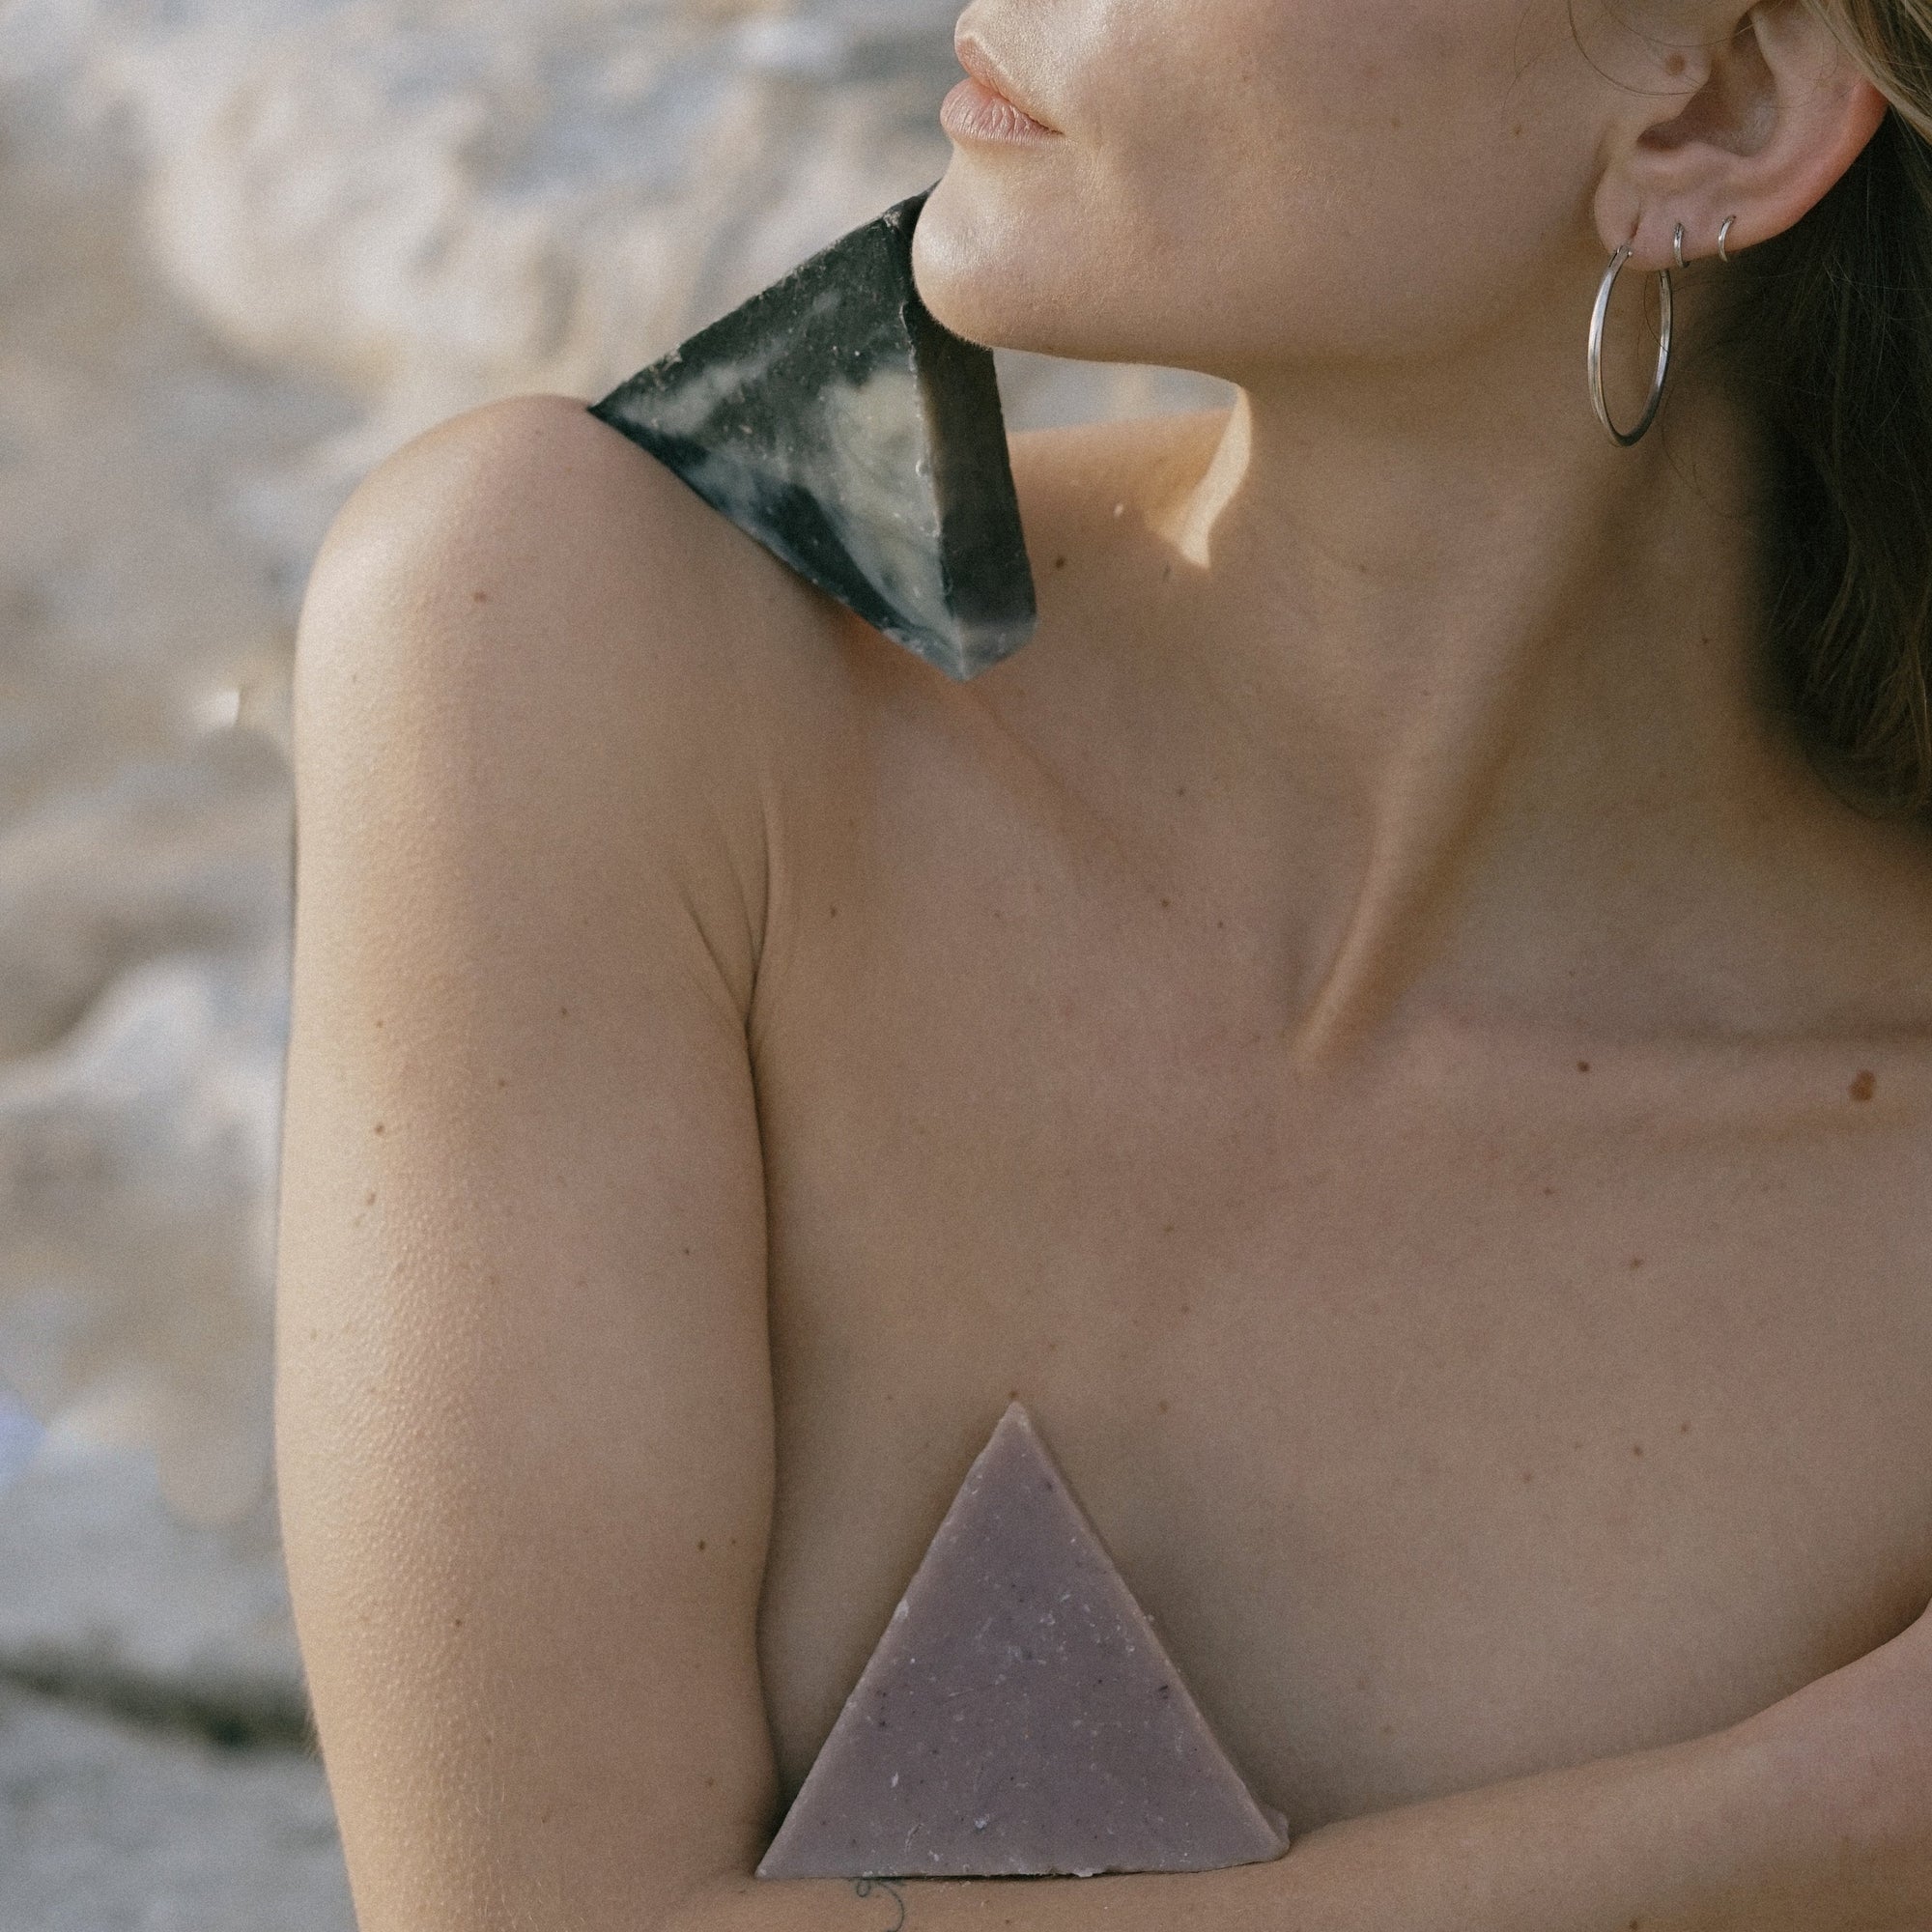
[1592,0,1890,270]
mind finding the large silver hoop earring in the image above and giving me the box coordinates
[1588,238,1673,447]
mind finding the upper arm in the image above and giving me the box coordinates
[275,395,785,1932]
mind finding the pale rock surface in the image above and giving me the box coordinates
[0,1436,303,1736]
[0,1394,41,1492]
[0,1679,352,1932]
[0,947,287,1525]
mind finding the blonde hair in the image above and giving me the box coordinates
[1701,2,1932,810]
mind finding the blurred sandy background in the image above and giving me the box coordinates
[0,0,1226,1922]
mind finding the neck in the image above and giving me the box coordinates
[1139,294,1839,1065]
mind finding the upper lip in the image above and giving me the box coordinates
[953,30,1060,132]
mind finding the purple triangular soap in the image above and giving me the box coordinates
[756,1403,1291,1879]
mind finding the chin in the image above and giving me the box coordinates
[912,162,1142,365]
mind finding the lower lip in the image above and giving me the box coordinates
[941,74,1058,146]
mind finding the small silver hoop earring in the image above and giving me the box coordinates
[1672,222,1686,270]
[1717,214,1737,263]
[1588,237,1674,447]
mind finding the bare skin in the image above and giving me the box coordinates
[274,2,1932,1929]
[753,408,1932,1833]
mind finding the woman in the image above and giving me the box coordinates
[273,2,1932,1926]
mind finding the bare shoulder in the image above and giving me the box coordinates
[293,393,887,1011]
[290,390,1233,994]
[298,391,1226,715]
[300,390,854,725]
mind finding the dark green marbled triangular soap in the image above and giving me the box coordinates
[588,190,1037,682]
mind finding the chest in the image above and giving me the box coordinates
[748,766,1932,1833]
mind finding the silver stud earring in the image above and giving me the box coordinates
[1673,222,1687,270]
